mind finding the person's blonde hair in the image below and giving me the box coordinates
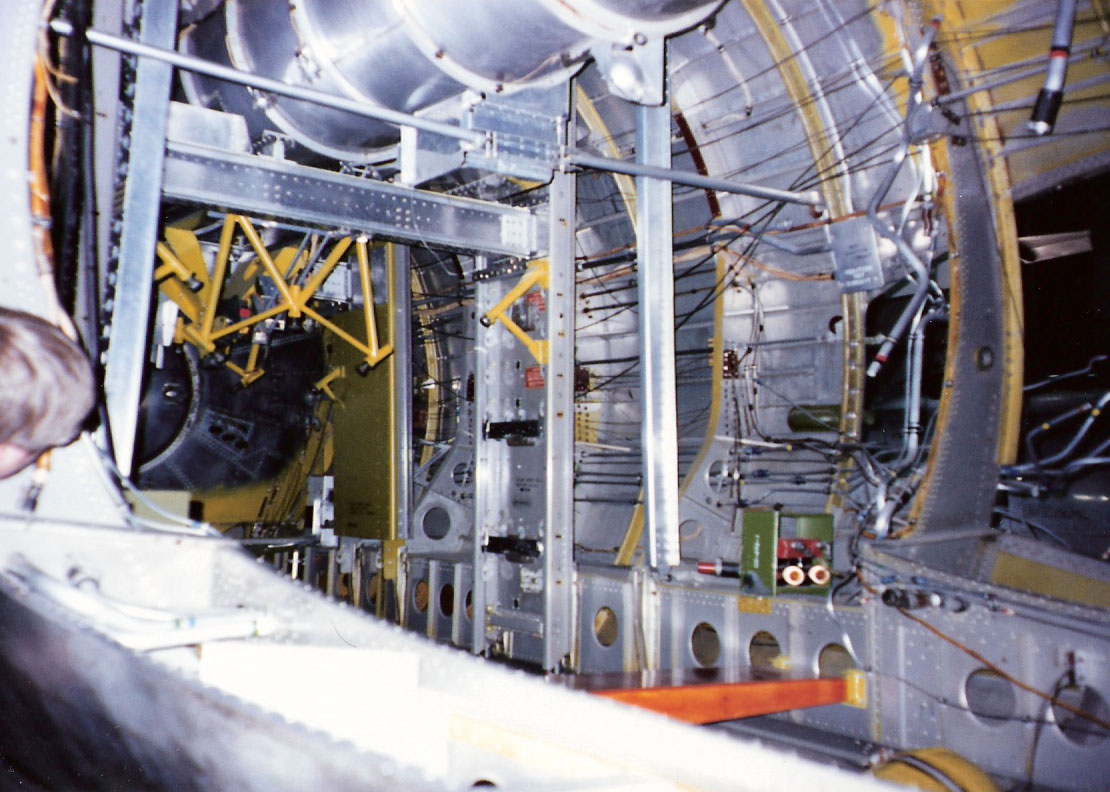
[0,307,95,453]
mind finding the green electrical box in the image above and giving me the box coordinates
[741,510,833,596]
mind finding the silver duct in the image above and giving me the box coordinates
[182,0,722,160]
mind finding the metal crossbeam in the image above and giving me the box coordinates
[162,143,546,259]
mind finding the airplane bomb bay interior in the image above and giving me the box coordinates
[1,1,1109,790]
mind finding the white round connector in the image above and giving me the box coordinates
[808,565,831,586]
[781,565,806,587]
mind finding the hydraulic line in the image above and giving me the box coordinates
[895,308,949,472]
[1061,434,1110,475]
[866,18,940,379]
[1003,390,1110,475]
[1023,354,1107,393]
[1027,0,1079,135]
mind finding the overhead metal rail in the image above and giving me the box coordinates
[565,150,825,209]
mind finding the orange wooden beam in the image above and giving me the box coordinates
[574,672,848,725]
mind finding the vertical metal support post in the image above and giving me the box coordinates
[392,245,413,541]
[102,2,178,474]
[472,255,501,655]
[92,0,124,282]
[543,166,577,671]
[636,62,681,573]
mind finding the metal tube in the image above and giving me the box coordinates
[1027,0,1079,135]
[55,21,486,146]
[895,309,947,472]
[1062,435,1110,475]
[1039,391,1110,467]
[936,37,1101,107]
[1004,390,1110,474]
[566,150,825,209]
[864,19,939,379]
[865,182,931,378]
[897,306,928,468]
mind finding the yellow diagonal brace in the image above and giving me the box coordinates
[349,237,393,369]
[236,215,301,315]
[201,217,237,341]
[302,237,354,298]
[159,278,202,325]
[300,304,393,367]
[208,303,288,342]
[481,260,549,365]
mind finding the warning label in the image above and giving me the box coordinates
[830,217,885,293]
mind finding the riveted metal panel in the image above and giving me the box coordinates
[867,547,1110,789]
[578,571,639,673]
[162,143,545,258]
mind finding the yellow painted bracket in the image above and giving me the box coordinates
[314,366,347,406]
[293,236,395,371]
[225,342,266,387]
[156,216,396,384]
[382,539,405,580]
[844,669,868,708]
[480,259,549,365]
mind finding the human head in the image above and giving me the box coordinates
[0,307,95,478]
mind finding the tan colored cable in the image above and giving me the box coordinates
[721,248,833,283]
[896,606,1110,731]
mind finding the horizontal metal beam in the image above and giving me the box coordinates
[56,21,485,146]
[163,143,545,258]
[566,149,824,209]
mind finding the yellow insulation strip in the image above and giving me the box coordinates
[577,86,648,566]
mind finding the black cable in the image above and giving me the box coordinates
[994,509,1074,551]
[1024,671,1073,790]
[685,2,884,115]
[49,0,92,314]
